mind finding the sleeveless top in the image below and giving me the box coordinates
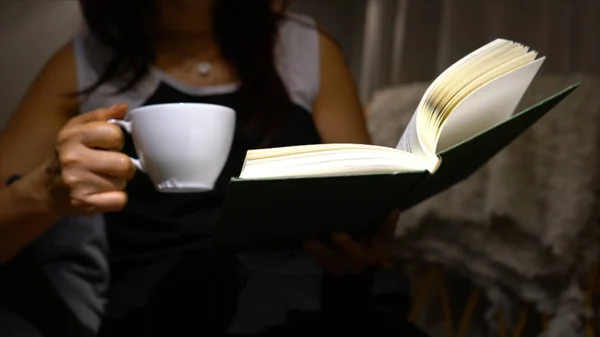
[73,12,325,334]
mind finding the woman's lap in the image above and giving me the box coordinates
[99,252,246,336]
[0,307,42,337]
[98,252,428,337]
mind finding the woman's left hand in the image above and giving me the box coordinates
[304,210,400,276]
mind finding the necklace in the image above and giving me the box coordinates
[196,62,212,77]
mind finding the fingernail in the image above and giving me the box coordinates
[110,103,127,110]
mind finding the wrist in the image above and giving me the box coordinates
[21,162,69,222]
[0,165,67,264]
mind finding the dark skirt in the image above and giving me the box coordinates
[98,253,430,337]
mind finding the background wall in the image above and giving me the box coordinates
[0,0,364,128]
[358,0,600,102]
[0,1,81,127]
[287,0,365,80]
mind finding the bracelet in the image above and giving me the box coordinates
[6,174,23,186]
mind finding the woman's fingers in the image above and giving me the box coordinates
[304,239,366,276]
[62,169,129,195]
[82,148,137,180]
[369,210,400,263]
[58,121,125,151]
[374,210,399,244]
[305,240,346,276]
[64,169,130,213]
[65,104,128,127]
[80,122,126,150]
[332,233,378,266]
[81,191,128,214]
[59,144,136,180]
[304,211,402,276]
[38,103,134,216]
[51,103,136,215]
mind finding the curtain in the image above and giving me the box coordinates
[358,0,600,103]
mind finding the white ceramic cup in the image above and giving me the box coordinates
[108,103,236,193]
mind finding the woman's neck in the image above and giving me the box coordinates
[155,33,218,59]
[155,0,219,62]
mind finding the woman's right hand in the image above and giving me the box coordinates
[42,104,137,217]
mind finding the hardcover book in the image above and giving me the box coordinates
[213,39,579,253]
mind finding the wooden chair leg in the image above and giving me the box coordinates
[437,270,455,337]
[585,264,598,337]
[513,308,528,337]
[456,290,480,337]
[409,266,438,323]
[497,310,508,337]
[542,315,550,332]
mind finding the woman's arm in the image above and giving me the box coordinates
[0,167,64,263]
[312,29,371,145]
[0,40,134,267]
[0,42,79,263]
[0,43,79,184]
[306,31,397,276]
[0,39,134,264]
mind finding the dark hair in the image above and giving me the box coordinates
[78,0,293,146]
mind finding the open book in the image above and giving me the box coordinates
[213,39,579,253]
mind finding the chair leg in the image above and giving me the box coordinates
[409,266,438,323]
[585,264,598,337]
[512,308,528,337]
[497,310,507,337]
[456,290,480,337]
[437,270,455,337]
[542,315,550,332]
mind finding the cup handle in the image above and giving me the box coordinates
[107,119,145,172]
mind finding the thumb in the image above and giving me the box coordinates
[69,104,129,126]
[373,209,400,245]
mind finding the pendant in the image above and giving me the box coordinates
[197,62,212,77]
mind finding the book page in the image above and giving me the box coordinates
[397,113,442,172]
[429,45,533,136]
[240,143,434,179]
[396,113,424,154]
[435,57,545,153]
[397,39,513,164]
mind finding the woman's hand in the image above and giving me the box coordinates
[41,104,137,217]
[304,210,400,276]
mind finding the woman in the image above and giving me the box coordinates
[0,0,422,336]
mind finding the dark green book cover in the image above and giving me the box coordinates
[214,171,427,252]
[213,84,578,253]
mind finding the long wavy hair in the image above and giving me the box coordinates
[77,0,293,145]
